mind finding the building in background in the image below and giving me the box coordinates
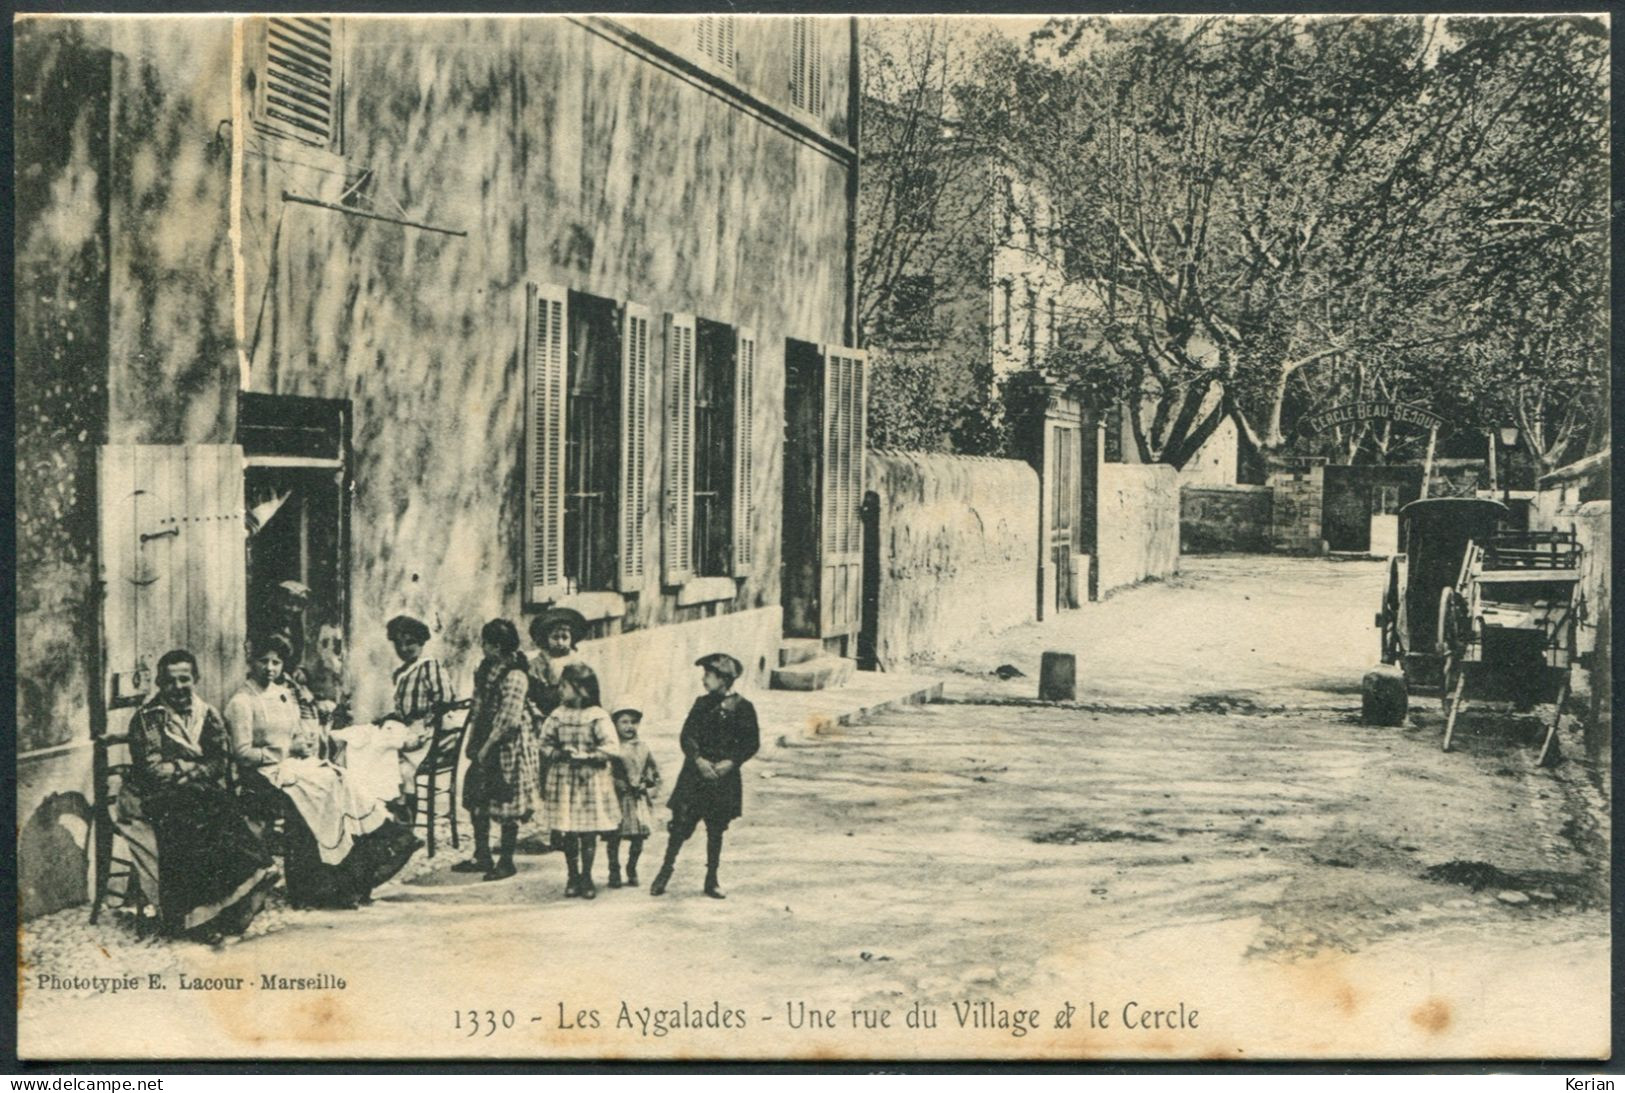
[16,14,865,917]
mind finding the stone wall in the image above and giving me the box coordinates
[1268,461,1325,555]
[1096,462,1180,597]
[865,451,1038,665]
[1529,495,1611,759]
[1180,484,1272,554]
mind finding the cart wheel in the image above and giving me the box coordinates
[1441,657,1466,753]
[1379,558,1403,664]
[1435,586,1465,657]
[1536,675,1570,768]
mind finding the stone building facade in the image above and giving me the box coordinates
[16,14,865,916]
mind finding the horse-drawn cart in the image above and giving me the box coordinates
[1437,529,1585,762]
[1376,497,1509,687]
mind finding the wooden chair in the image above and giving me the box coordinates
[413,699,473,857]
[89,732,160,933]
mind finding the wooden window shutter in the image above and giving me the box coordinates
[731,329,757,576]
[790,16,822,115]
[257,17,342,149]
[525,283,569,605]
[618,303,652,590]
[662,313,697,586]
[696,15,736,72]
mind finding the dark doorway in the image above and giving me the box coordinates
[857,490,880,670]
[1322,464,1423,553]
[782,339,822,638]
[238,393,351,683]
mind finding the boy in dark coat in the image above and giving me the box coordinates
[649,653,760,899]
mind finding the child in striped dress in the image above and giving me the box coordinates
[605,698,661,889]
[538,663,620,899]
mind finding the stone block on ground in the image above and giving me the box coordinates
[1361,664,1408,725]
[770,655,855,692]
[1040,651,1077,702]
[778,639,824,667]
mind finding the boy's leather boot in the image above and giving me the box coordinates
[649,835,684,896]
[703,827,725,899]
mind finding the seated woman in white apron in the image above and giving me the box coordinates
[227,632,421,909]
[329,615,456,820]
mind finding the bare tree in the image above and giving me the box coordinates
[856,19,993,347]
[961,15,1608,469]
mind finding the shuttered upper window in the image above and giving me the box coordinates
[663,316,757,587]
[696,15,736,73]
[790,16,823,116]
[526,285,653,605]
[256,16,342,150]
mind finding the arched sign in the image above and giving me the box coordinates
[1298,400,1451,501]
[1301,400,1447,437]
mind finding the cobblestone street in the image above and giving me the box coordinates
[21,557,1609,1060]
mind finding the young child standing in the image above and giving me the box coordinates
[526,607,589,718]
[453,619,537,881]
[649,653,760,899]
[605,699,662,889]
[538,663,620,899]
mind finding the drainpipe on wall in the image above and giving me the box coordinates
[845,15,860,350]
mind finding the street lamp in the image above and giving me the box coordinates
[1497,425,1520,505]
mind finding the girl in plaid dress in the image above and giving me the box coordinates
[538,663,619,899]
[453,619,538,882]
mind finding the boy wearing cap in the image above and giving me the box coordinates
[605,698,661,888]
[649,653,760,899]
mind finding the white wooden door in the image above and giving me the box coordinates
[98,445,248,711]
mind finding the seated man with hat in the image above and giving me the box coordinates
[649,652,759,900]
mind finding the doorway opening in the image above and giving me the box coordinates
[782,339,822,639]
[238,392,351,693]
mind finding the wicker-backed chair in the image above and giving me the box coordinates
[89,732,161,933]
[413,699,474,857]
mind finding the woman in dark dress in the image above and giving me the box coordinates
[649,653,760,900]
[124,649,276,939]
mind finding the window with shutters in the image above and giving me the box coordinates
[692,320,736,578]
[695,15,736,72]
[1001,280,1013,347]
[564,292,621,593]
[789,16,823,115]
[527,285,651,606]
[254,16,342,150]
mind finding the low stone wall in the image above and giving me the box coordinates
[1097,462,1180,596]
[1181,484,1272,553]
[1529,496,1611,758]
[866,451,1038,666]
[581,606,783,737]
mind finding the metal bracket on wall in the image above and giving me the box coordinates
[281,191,468,237]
